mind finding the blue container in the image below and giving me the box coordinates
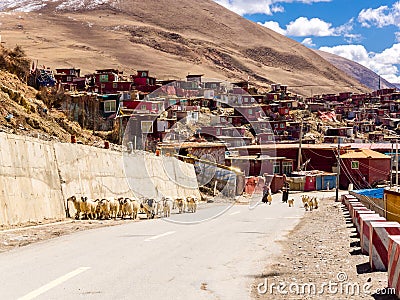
[321,174,337,190]
[316,175,322,190]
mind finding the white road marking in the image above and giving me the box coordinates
[18,267,90,300]
[144,231,176,242]
[229,211,241,216]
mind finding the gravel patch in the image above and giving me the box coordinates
[251,197,397,299]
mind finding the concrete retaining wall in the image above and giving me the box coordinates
[0,133,200,225]
[0,133,64,225]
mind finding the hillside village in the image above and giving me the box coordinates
[2,2,400,299]
[8,60,395,195]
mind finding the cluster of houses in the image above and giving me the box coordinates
[33,65,400,194]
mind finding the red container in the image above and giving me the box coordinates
[304,175,316,192]
[104,141,109,149]
[71,135,76,143]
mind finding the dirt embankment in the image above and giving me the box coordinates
[252,198,396,300]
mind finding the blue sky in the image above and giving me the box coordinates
[214,0,400,84]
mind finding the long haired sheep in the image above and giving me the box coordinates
[186,196,197,213]
[109,198,120,219]
[175,198,186,214]
[80,197,98,219]
[162,197,172,217]
[67,196,82,219]
[141,198,156,219]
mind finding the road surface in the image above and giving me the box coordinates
[0,191,338,300]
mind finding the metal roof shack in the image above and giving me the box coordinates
[225,154,293,177]
[339,149,390,189]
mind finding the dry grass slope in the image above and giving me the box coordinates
[0,0,370,97]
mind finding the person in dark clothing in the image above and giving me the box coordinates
[282,182,289,203]
[262,185,270,203]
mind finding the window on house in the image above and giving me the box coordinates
[100,74,108,82]
[273,162,281,174]
[67,76,72,82]
[216,129,221,135]
[101,84,105,89]
[248,109,253,115]
[113,83,118,89]
[104,100,116,113]
[282,161,293,175]
[351,161,359,169]
[141,105,147,111]
[141,121,153,133]
[274,123,278,128]
[151,103,157,110]
[280,123,285,129]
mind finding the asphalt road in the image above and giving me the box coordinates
[0,191,338,300]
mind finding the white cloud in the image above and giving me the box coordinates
[301,38,315,47]
[260,16,352,38]
[319,44,400,83]
[213,0,331,16]
[358,1,400,28]
[286,17,335,36]
[271,4,284,13]
[396,32,400,42]
[258,21,286,35]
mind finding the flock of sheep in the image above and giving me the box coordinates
[66,195,199,220]
[264,194,319,210]
[301,195,319,211]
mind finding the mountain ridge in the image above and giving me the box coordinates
[316,49,397,91]
[0,0,371,97]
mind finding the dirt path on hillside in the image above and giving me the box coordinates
[251,197,397,299]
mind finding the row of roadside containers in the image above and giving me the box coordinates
[290,171,337,192]
[342,194,400,298]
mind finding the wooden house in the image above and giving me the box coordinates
[94,69,133,94]
[226,154,294,177]
[339,149,390,189]
[121,100,164,115]
[131,70,158,93]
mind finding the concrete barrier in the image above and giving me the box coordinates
[0,133,65,225]
[342,194,357,206]
[0,132,200,225]
[388,235,400,298]
[360,214,386,254]
[369,221,400,271]
[354,210,377,234]
[349,202,366,220]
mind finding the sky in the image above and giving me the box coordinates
[214,0,400,84]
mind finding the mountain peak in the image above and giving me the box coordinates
[0,0,113,12]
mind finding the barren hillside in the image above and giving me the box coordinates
[0,0,370,97]
[316,50,396,91]
[0,46,107,145]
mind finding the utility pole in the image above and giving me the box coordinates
[396,140,399,187]
[391,142,393,188]
[297,119,303,171]
[336,138,341,202]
